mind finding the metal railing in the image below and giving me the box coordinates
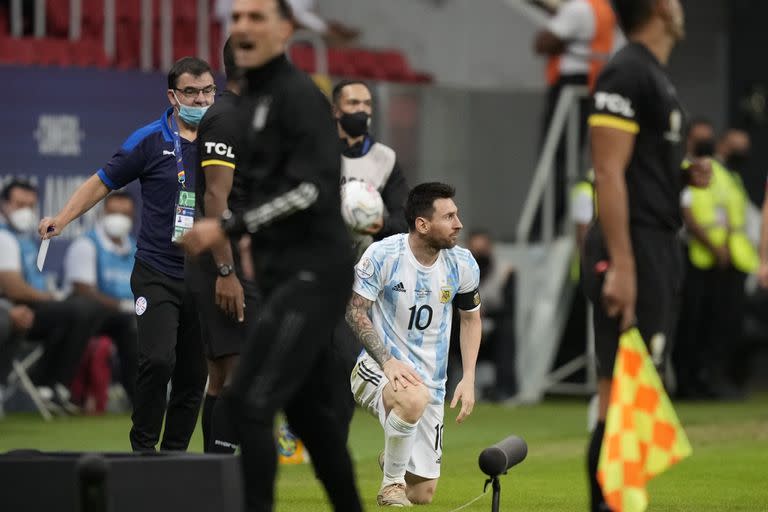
[515,85,589,244]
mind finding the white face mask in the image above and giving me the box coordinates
[102,213,133,239]
[9,207,37,233]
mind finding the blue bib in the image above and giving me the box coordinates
[86,230,136,301]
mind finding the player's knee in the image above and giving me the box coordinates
[394,386,430,422]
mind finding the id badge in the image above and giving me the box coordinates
[172,190,196,243]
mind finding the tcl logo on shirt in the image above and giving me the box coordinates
[204,142,235,159]
[594,92,635,118]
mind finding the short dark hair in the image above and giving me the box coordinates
[611,0,656,35]
[104,190,134,207]
[222,36,240,82]
[686,117,713,138]
[1,179,37,201]
[332,80,370,106]
[167,57,213,90]
[405,182,456,230]
[276,0,292,20]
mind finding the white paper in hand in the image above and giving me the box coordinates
[37,228,54,271]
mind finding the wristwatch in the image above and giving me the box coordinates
[217,263,234,277]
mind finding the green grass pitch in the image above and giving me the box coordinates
[1,394,767,511]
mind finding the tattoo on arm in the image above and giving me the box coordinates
[345,292,391,367]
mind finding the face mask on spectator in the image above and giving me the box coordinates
[8,207,37,233]
[339,112,370,137]
[692,138,716,157]
[102,213,133,238]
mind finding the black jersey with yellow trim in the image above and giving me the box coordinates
[588,41,686,231]
[195,90,246,218]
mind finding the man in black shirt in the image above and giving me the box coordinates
[188,37,258,453]
[580,1,709,510]
[182,1,362,511]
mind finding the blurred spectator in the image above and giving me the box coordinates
[533,0,620,227]
[449,230,516,401]
[216,0,359,45]
[0,180,102,413]
[63,191,139,407]
[676,122,755,399]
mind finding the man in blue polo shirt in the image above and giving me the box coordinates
[39,57,214,451]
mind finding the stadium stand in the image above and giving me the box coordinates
[0,1,432,82]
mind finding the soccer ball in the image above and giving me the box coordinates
[341,180,384,231]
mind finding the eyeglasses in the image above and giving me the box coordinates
[174,85,217,99]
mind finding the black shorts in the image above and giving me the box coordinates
[581,224,683,378]
[186,254,259,360]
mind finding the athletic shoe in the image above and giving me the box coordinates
[377,483,412,507]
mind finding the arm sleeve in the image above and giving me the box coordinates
[199,107,238,171]
[454,251,482,312]
[378,161,409,239]
[63,237,97,288]
[0,232,21,272]
[588,63,643,134]
[234,85,338,235]
[548,1,593,41]
[351,244,385,302]
[97,130,150,190]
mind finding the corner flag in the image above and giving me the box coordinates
[597,328,693,512]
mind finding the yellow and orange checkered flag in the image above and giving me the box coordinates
[597,328,692,512]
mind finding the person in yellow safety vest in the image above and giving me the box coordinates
[716,129,759,273]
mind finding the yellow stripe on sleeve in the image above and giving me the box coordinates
[588,114,640,134]
[201,159,236,169]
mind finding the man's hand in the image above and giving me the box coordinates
[602,264,636,331]
[714,245,731,268]
[450,378,475,424]
[38,217,64,239]
[216,274,245,322]
[688,158,713,188]
[382,358,422,392]
[759,262,768,289]
[9,305,34,331]
[358,217,383,236]
[180,219,226,256]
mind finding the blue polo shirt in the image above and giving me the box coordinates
[97,108,197,279]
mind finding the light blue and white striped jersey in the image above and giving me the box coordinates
[353,233,481,403]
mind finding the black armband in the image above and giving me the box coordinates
[454,289,481,311]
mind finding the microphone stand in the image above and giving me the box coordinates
[484,472,505,512]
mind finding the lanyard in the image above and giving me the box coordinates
[169,114,187,189]
[361,136,372,155]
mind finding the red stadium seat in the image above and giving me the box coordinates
[327,47,355,77]
[71,38,110,68]
[289,44,317,74]
[46,0,70,37]
[35,38,72,67]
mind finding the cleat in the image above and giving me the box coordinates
[377,483,412,507]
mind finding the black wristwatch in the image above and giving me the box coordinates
[217,263,234,277]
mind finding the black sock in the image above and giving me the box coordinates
[588,421,608,512]
[202,393,217,453]
[210,387,238,454]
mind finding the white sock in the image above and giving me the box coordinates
[382,411,418,488]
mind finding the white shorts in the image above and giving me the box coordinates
[351,354,444,479]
